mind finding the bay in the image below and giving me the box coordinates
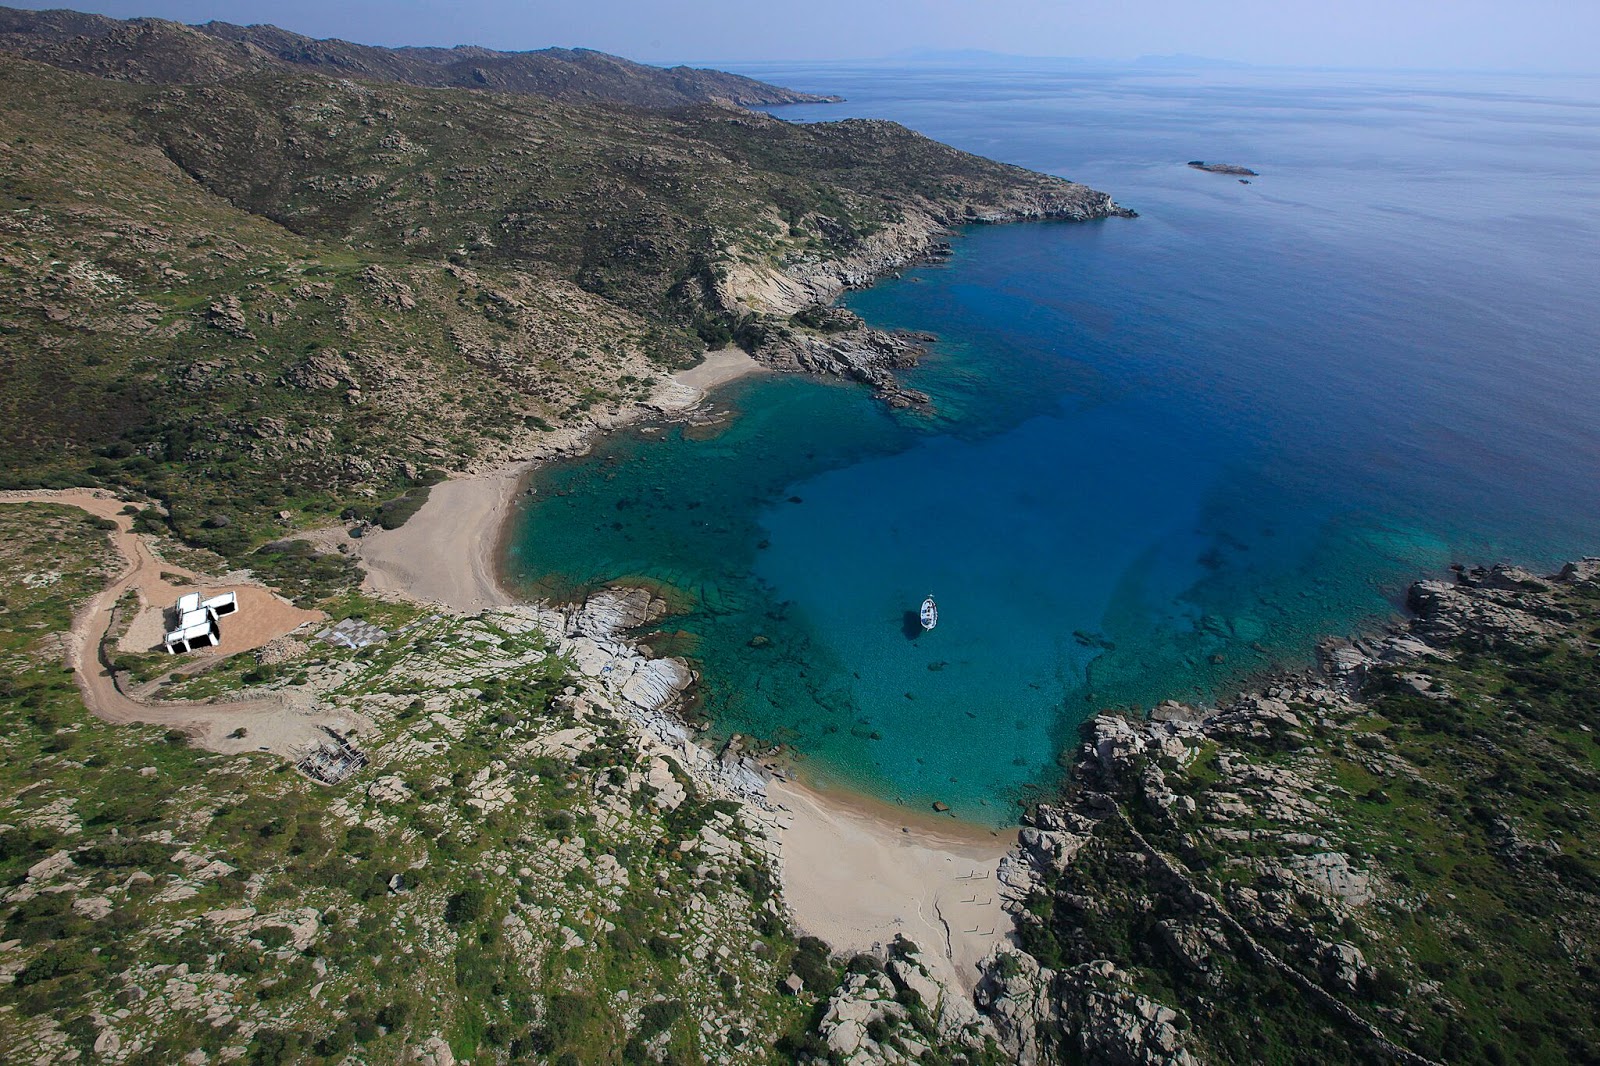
[505,63,1600,823]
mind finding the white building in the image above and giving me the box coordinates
[162,591,241,653]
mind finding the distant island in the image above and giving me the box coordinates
[1188,159,1259,176]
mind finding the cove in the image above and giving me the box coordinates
[505,66,1600,824]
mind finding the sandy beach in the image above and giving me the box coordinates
[352,349,767,614]
[768,778,1013,995]
[353,470,526,613]
[670,347,767,396]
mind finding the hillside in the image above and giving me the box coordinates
[0,46,1125,581]
[0,5,841,107]
[0,500,980,1063]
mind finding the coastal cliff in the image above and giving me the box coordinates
[712,138,1132,407]
[965,558,1600,1064]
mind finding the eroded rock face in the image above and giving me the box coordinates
[203,294,253,338]
[753,322,935,409]
[1057,962,1197,1066]
[1406,564,1559,645]
[1557,557,1600,586]
[277,348,356,392]
[978,955,1198,1065]
[815,945,997,1065]
[720,183,1133,322]
[713,176,1132,411]
[568,586,668,636]
[974,951,1053,1065]
[818,970,908,1064]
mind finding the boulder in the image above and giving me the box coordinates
[27,850,74,882]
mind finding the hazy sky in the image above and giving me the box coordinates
[13,0,1598,71]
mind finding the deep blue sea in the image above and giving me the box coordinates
[505,64,1600,823]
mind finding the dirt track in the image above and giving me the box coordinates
[0,489,365,759]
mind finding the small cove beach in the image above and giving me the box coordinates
[343,347,1021,985]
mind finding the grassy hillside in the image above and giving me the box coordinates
[0,503,787,1063]
[0,50,1119,586]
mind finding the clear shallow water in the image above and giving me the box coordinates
[505,65,1600,824]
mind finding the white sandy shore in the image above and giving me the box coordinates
[353,471,525,613]
[336,346,1020,991]
[671,347,767,395]
[769,779,1014,995]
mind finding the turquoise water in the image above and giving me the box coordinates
[505,65,1600,824]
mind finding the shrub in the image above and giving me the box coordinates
[247,1028,307,1066]
[444,886,488,925]
[791,936,836,994]
[546,992,593,1046]
[639,999,683,1038]
[372,486,432,530]
[376,999,411,1030]
[255,926,292,950]
[847,953,882,975]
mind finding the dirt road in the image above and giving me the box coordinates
[0,489,364,759]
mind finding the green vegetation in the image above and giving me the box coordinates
[0,8,840,110]
[0,502,835,1062]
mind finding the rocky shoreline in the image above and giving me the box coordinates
[716,161,1135,411]
[21,453,1600,1063]
[942,557,1600,1064]
[380,188,1600,1057]
[593,542,1600,1065]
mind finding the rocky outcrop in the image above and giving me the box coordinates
[718,167,1131,409]
[1405,563,1559,645]
[814,944,997,1065]
[202,294,253,338]
[975,558,1600,1064]
[753,315,936,409]
[722,178,1133,321]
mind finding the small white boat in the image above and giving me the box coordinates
[920,594,938,631]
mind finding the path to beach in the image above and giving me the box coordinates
[0,489,355,758]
